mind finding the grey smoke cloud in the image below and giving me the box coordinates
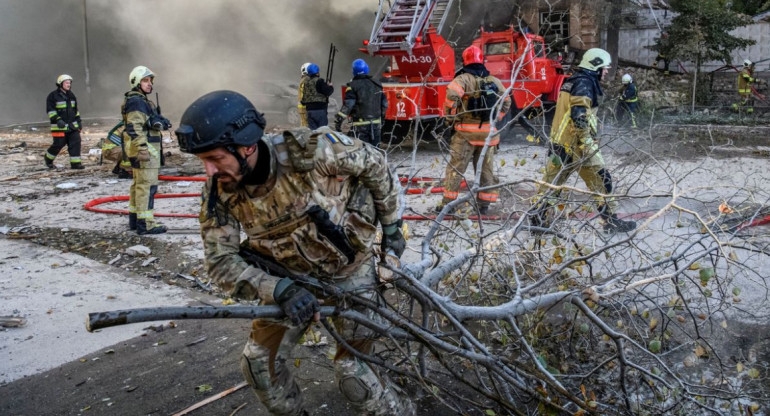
[0,0,378,126]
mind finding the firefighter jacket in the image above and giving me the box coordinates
[339,75,387,125]
[46,88,81,136]
[620,83,638,104]
[199,127,401,302]
[445,64,510,141]
[121,90,163,169]
[300,75,334,110]
[549,68,604,166]
[738,67,755,95]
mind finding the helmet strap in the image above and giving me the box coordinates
[225,145,252,176]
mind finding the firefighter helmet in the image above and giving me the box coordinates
[301,62,312,75]
[307,63,320,76]
[621,74,632,84]
[56,74,73,86]
[744,59,753,67]
[578,48,612,72]
[462,45,483,65]
[129,66,155,88]
[352,59,369,76]
[176,90,266,154]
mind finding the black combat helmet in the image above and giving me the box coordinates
[176,90,266,154]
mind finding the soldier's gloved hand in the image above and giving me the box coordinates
[136,148,151,162]
[381,221,406,258]
[56,119,66,129]
[274,278,320,326]
[334,114,345,131]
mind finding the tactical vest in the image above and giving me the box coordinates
[208,130,377,279]
[348,76,383,121]
[301,77,328,104]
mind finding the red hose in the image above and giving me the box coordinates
[83,193,201,218]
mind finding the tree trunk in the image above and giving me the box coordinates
[606,0,622,79]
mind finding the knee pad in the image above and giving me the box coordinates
[597,168,613,194]
[339,375,372,403]
[336,359,381,404]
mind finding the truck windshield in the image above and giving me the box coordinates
[485,42,513,55]
[533,41,544,57]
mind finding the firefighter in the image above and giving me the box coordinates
[653,32,671,75]
[175,90,413,416]
[122,65,171,235]
[531,48,636,233]
[297,62,311,127]
[732,59,764,114]
[300,63,334,129]
[616,73,638,129]
[335,59,387,147]
[436,45,511,215]
[100,121,132,179]
[45,74,84,169]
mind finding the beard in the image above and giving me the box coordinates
[213,173,241,193]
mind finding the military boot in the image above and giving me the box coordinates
[136,220,167,235]
[603,213,636,233]
[70,162,85,170]
[44,156,54,169]
[128,213,137,230]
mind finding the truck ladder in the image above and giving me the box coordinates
[367,0,454,55]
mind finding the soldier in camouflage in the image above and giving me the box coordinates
[176,90,413,416]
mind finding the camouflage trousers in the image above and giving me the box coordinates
[441,129,499,208]
[240,259,415,416]
[128,168,160,227]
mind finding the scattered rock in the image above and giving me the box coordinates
[126,245,151,257]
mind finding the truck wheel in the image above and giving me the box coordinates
[382,121,409,145]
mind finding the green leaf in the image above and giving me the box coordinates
[485,410,497,416]
[196,384,213,392]
[649,340,662,353]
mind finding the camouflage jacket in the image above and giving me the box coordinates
[121,90,162,168]
[200,127,401,302]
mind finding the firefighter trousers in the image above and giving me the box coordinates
[441,129,499,208]
[351,122,382,148]
[45,131,82,164]
[128,168,160,228]
[537,143,618,214]
[240,260,414,416]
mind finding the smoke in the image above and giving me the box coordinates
[0,0,377,126]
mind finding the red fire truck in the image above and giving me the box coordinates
[359,0,567,144]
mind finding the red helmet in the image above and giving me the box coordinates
[462,45,483,65]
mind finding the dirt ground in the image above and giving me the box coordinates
[1,113,770,415]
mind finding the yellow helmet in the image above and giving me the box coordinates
[129,66,155,88]
[578,48,612,72]
[57,74,73,86]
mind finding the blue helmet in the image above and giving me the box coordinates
[352,59,369,76]
[307,63,320,76]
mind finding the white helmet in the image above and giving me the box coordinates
[129,65,155,88]
[578,48,612,72]
[744,59,753,67]
[621,73,632,84]
[300,62,312,76]
[57,74,73,86]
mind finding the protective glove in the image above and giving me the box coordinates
[381,221,406,258]
[56,119,66,129]
[69,122,79,132]
[334,114,345,131]
[136,148,151,162]
[273,278,320,326]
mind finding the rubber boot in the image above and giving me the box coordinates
[44,156,54,169]
[478,205,489,215]
[117,169,133,179]
[136,219,167,235]
[70,162,85,170]
[128,213,137,230]
[112,162,121,175]
[603,213,636,233]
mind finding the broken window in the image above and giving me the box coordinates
[539,10,569,45]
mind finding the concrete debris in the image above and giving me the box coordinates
[125,245,151,257]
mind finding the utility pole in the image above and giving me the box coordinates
[81,0,92,105]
